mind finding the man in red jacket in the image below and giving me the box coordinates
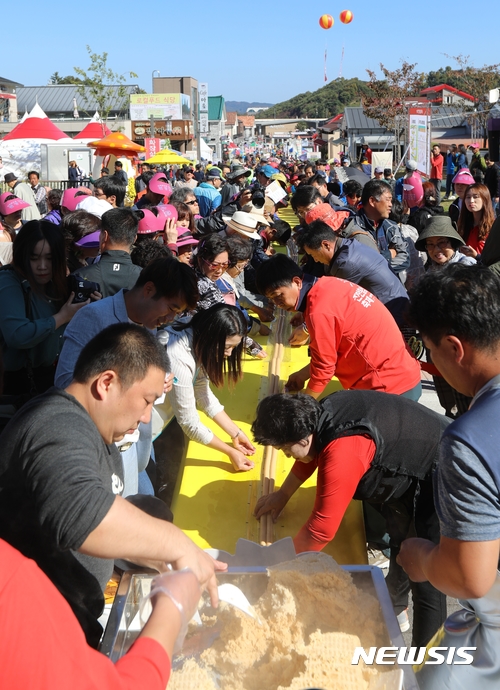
[430,144,444,200]
[256,254,422,400]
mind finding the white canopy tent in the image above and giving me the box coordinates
[0,104,73,179]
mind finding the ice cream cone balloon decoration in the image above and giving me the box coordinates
[339,10,353,24]
[319,14,334,29]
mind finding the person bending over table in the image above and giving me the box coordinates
[255,254,421,400]
[253,390,449,647]
[154,304,255,473]
[0,323,226,648]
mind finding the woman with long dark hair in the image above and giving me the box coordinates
[154,303,256,472]
[0,220,92,394]
[457,183,495,258]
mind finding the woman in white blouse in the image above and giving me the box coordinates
[154,304,256,472]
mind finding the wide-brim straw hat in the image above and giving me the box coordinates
[241,201,270,227]
[226,211,261,240]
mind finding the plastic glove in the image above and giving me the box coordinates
[140,568,201,654]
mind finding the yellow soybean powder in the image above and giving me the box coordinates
[169,553,386,690]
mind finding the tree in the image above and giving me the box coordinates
[257,78,370,119]
[49,71,84,85]
[296,121,308,132]
[443,55,500,146]
[73,46,138,133]
[424,66,463,90]
[363,61,424,164]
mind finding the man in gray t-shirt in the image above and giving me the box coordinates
[399,264,500,602]
[0,324,225,647]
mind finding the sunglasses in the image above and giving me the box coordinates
[186,199,198,206]
[202,257,230,270]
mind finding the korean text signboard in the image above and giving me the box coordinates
[409,107,431,177]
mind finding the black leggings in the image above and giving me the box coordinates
[371,479,447,647]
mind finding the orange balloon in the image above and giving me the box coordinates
[339,9,353,23]
[319,14,334,29]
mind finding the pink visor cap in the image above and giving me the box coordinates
[452,169,475,186]
[137,209,166,235]
[61,187,92,212]
[149,173,173,197]
[157,204,178,222]
[0,192,30,216]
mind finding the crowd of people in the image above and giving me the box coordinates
[1,146,500,687]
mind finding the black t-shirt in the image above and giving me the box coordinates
[0,388,124,647]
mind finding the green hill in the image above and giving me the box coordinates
[257,77,371,119]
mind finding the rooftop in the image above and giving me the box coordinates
[344,106,468,132]
[208,95,225,121]
[15,84,140,116]
[238,115,255,127]
[420,83,475,102]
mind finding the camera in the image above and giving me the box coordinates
[67,274,100,304]
[251,188,266,210]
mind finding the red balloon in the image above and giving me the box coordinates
[339,9,353,24]
[319,14,334,29]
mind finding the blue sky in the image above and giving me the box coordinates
[5,1,500,105]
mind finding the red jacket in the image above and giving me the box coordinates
[0,539,171,690]
[430,153,443,180]
[304,277,421,394]
[293,435,376,552]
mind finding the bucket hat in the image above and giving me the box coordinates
[414,216,465,252]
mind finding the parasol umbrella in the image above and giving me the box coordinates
[338,166,371,187]
[145,149,191,165]
[87,132,145,159]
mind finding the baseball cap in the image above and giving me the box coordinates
[304,203,351,232]
[405,160,418,171]
[259,165,278,178]
[76,196,113,218]
[374,166,384,174]
[207,168,223,179]
[149,173,173,196]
